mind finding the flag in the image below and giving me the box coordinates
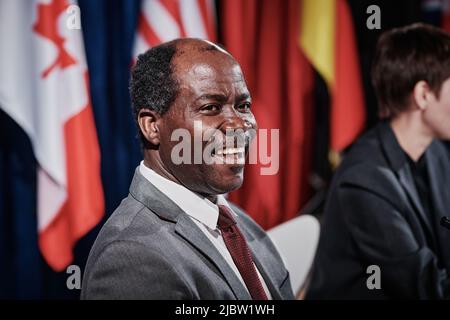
[444,0,450,31]
[300,0,365,153]
[422,0,450,32]
[221,0,315,229]
[0,0,104,271]
[133,0,216,57]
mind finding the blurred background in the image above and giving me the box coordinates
[0,0,449,299]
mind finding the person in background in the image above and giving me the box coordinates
[307,23,450,299]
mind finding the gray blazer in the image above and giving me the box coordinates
[81,168,294,300]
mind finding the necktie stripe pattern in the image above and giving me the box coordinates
[217,205,268,300]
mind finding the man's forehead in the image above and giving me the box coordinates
[175,53,246,85]
[174,48,239,72]
[185,62,243,80]
[168,40,248,95]
[177,62,247,96]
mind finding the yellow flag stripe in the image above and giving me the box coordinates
[299,0,335,88]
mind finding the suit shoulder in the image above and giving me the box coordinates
[342,126,384,168]
[86,194,167,262]
[333,125,388,184]
[331,140,405,208]
[96,195,147,240]
[334,161,405,210]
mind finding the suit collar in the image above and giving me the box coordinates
[129,167,183,222]
[138,162,222,230]
[425,142,450,267]
[377,121,434,237]
[425,140,448,219]
[377,120,408,172]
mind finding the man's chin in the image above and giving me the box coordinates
[209,168,244,194]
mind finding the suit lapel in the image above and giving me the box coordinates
[378,122,434,237]
[129,168,251,299]
[397,165,434,237]
[247,239,283,300]
[235,214,283,300]
[425,142,450,268]
[174,214,251,300]
[426,141,449,223]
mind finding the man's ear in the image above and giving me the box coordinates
[413,81,433,111]
[138,108,161,145]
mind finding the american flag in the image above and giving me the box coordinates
[133,0,216,57]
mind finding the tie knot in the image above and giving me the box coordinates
[217,205,236,230]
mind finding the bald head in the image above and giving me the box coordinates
[169,38,231,56]
[169,39,238,87]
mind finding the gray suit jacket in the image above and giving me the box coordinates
[81,168,294,300]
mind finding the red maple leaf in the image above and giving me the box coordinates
[33,0,77,78]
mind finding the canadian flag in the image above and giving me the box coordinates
[0,0,104,271]
[133,0,216,57]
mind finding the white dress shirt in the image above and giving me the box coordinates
[139,161,272,299]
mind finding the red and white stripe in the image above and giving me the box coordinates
[133,0,216,57]
[0,0,104,271]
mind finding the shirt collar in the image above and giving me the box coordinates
[139,161,233,230]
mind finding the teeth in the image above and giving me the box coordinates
[216,147,245,155]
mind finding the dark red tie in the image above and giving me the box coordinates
[217,205,268,300]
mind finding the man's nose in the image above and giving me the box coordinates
[221,106,250,131]
[220,108,252,148]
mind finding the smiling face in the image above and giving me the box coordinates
[154,42,257,197]
[423,77,450,140]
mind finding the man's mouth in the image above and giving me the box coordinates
[216,147,245,156]
[211,146,247,165]
[205,131,252,166]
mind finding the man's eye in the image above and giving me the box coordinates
[237,103,251,112]
[202,104,221,112]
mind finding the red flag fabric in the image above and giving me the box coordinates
[332,0,366,152]
[221,0,315,229]
[443,0,450,32]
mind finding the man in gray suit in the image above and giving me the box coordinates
[81,38,294,300]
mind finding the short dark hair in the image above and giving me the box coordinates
[129,39,223,147]
[130,42,178,148]
[371,23,450,119]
